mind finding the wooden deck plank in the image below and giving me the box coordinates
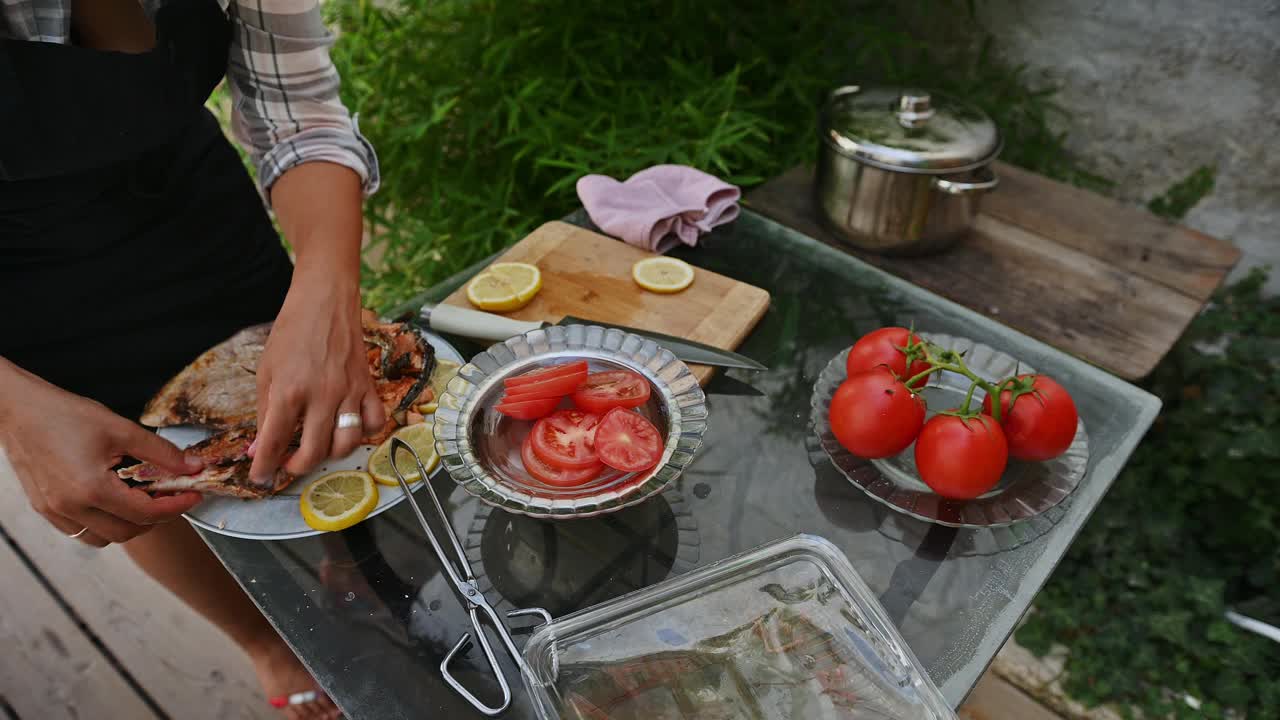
[993,638,1124,720]
[744,163,1237,379]
[0,530,160,720]
[0,454,274,720]
[959,671,1063,720]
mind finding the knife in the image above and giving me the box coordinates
[414,302,767,371]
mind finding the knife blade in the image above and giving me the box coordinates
[416,303,767,371]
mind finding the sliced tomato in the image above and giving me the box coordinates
[521,434,603,487]
[530,409,602,469]
[571,370,652,414]
[593,408,663,472]
[502,367,588,401]
[504,361,589,389]
[495,396,559,420]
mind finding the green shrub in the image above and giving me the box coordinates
[1018,268,1280,719]
[324,0,1084,309]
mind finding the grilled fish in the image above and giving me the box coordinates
[140,316,436,431]
[133,315,437,499]
[140,324,269,428]
[117,425,295,499]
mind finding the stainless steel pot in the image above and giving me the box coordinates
[815,85,1002,256]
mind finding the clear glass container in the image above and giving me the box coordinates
[521,534,955,719]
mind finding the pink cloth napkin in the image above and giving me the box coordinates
[576,165,741,253]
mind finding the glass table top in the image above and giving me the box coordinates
[201,209,1160,718]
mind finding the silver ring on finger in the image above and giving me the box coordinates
[336,412,363,430]
[68,527,88,539]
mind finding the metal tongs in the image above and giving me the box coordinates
[389,438,551,716]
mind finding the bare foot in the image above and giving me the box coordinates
[250,639,342,720]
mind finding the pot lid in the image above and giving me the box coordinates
[823,85,1002,173]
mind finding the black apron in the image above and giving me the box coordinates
[0,0,294,421]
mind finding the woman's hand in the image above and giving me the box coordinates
[249,277,383,484]
[247,161,383,485]
[0,359,204,547]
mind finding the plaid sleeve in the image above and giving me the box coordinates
[223,0,379,200]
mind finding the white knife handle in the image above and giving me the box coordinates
[422,303,545,342]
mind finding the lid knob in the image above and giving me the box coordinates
[896,91,934,128]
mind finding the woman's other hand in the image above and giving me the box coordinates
[0,359,204,546]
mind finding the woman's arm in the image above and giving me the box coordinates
[248,163,384,483]
[222,1,379,202]
[219,1,386,481]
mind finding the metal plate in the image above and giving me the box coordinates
[810,333,1089,528]
[163,331,465,541]
[433,324,709,519]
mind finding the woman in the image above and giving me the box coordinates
[2,2,381,717]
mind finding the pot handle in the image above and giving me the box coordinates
[932,167,999,195]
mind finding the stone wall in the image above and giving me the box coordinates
[980,0,1280,294]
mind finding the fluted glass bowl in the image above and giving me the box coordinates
[433,325,709,519]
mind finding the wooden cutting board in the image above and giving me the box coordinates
[442,221,771,384]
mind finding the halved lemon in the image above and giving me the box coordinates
[300,471,378,532]
[368,422,439,486]
[465,262,541,311]
[632,257,695,293]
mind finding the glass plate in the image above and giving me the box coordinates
[803,433,1064,557]
[810,333,1089,528]
[521,534,955,720]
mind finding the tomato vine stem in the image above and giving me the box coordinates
[960,378,978,414]
[896,334,1040,423]
[915,341,999,401]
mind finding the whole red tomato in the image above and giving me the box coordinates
[914,413,1008,500]
[828,367,926,459]
[846,327,931,388]
[981,375,1078,461]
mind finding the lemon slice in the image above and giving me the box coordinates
[487,263,542,303]
[632,257,695,293]
[466,263,541,311]
[300,471,378,532]
[368,423,439,486]
[428,359,462,406]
